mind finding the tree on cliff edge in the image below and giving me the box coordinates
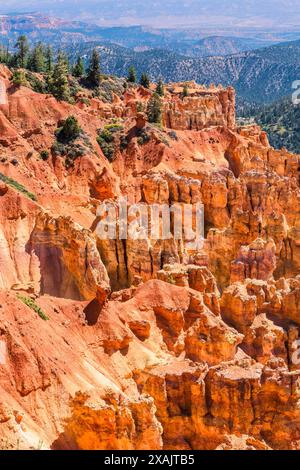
[73,56,85,78]
[12,69,27,87]
[182,84,189,99]
[140,73,150,89]
[15,35,29,69]
[28,42,45,73]
[87,49,101,87]
[128,65,137,83]
[45,45,53,73]
[156,79,164,97]
[147,92,163,124]
[48,52,71,102]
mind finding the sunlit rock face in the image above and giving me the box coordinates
[1,64,300,450]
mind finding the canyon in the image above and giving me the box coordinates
[1,64,300,450]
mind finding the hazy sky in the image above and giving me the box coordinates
[0,0,299,28]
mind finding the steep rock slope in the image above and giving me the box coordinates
[0,65,300,450]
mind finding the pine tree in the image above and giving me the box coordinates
[140,73,150,88]
[12,69,27,87]
[128,65,136,83]
[156,79,164,97]
[48,51,71,102]
[4,45,10,65]
[15,35,29,68]
[28,42,45,73]
[45,45,53,74]
[73,56,84,78]
[147,92,162,124]
[62,52,70,73]
[0,45,7,64]
[182,84,189,98]
[0,43,10,65]
[87,49,101,87]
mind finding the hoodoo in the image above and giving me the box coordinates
[0,59,300,451]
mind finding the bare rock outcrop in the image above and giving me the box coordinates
[1,66,300,450]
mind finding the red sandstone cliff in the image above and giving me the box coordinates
[0,64,300,450]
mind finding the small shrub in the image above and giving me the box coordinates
[105,123,124,133]
[17,294,49,321]
[40,150,49,161]
[52,117,91,168]
[97,138,114,161]
[25,72,47,94]
[136,102,144,112]
[51,141,66,156]
[182,84,189,98]
[79,97,91,106]
[137,128,150,145]
[67,144,86,158]
[97,127,115,161]
[120,135,129,150]
[167,274,176,285]
[12,69,27,87]
[56,116,82,144]
[168,130,178,141]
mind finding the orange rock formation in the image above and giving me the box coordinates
[0,64,300,450]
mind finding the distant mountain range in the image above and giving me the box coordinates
[1,13,300,104]
[176,36,274,57]
[1,12,299,54]
[0,0,299,28]
[68,39,300,103]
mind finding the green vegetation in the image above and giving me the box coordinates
[137,128,150,146]
[56,116,82,143]
[15,35,29,68]
[97,123,124,161]
[127,65,137,83]
[17,294,49,321]
[136,101,145,112]
[12,69,27,87]
[0,172,37,201]
[73,56,84,78]
[25,71,47,93]
[0,44,10,65]
[97,76,127,103]
[182,84,189,98]
[48,51,71,102]
[147,92,162,124]
[2,33,300,105]
[52,141,87,169]
[28,42,45,73]
[40,150,49,161]
[239,97,300,154]
[52,116,91,169]
[140,73,150,89]
[156,79,164,97]
[97,130,114,161]
[87,49,101,87]
[0,34,126,107]
[45,45,53,74]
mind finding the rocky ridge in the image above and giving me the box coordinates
[0,64,300,450]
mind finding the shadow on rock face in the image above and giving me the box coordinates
[83,298,102,326]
